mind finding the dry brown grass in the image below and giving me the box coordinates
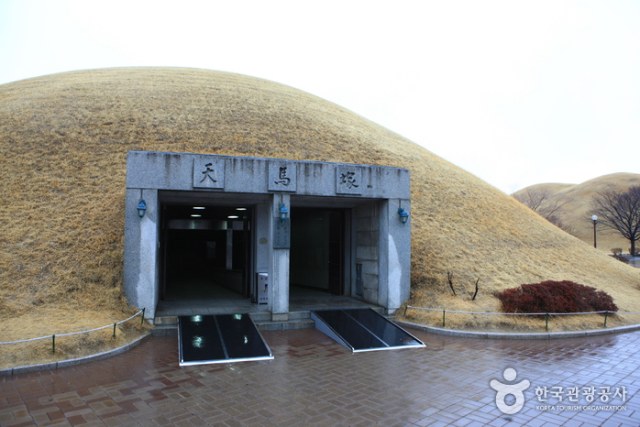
[1,68,639,355]
[0,307,149,369]
[513,173,640,254]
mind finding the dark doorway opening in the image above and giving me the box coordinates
[161,204,252,302]
[290,207,345,296]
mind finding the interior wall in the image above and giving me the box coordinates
[290,209,331,289]
[353,202,380,304]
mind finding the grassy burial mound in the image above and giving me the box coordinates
[513,173,640,255]
[1,67,639,338]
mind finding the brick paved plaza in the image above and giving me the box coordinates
[1,328,639,426]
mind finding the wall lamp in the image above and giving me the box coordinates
[398,207,409,224]
[137,199,147,218]
[279,202,289,222]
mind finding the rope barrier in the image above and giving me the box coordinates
[0,309,145,346]
[405,305,640,317]
[405,305,640,330]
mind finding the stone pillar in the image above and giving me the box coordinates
[254,202,272,309]
[271,193,290,321]
[123,188,159,319]
[354,202,380,305]
[378,200,390,309]
[381,198,411,314]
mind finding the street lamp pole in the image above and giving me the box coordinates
[591,215,598,248]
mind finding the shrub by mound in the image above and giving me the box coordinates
[495,280,618,314]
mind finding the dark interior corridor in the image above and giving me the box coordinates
[161,204,251,301]
[290,207,345,296]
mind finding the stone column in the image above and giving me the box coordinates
[354,202,380,305]
[254,202,272,309]
[381,198,411,314]
[123,188,159,319]
[271,193,290,321]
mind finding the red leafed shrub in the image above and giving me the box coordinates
[495,280,618,314]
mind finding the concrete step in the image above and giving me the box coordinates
[248,312,272,323]
[254,318,315,331]
[152,324,178,336]
[248,310,311,322]
[153,311,315,332]
[251,311,314,331]
[155,315,178,326]
[153,308,386,332]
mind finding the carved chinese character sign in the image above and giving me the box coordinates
[193,157,225,189]
[268,162,297,192]
[336,166,363,195]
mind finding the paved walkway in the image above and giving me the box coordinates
[1,328,638,426]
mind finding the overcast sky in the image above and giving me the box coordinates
[1,0,638,193]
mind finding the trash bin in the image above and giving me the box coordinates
[256,272,268,304]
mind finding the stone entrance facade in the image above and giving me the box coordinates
[123,151,411,320]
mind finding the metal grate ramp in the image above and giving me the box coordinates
[311,308,425,353]
[178,313,274,366]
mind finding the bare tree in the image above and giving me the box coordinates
[514,189,566,229]
[592,186,640,256]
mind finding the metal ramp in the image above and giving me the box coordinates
[178,313,274,366]
[311,308,425,352]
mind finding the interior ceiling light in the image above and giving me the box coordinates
[227,215,239,219]
[191,214,202,218]
[193,206,206,210]
[235,207,247,211]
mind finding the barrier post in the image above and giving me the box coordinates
[52,334,56,353]
[545,313,550,331]
[112,323,117,339]
[442,309,446,327]
[141,308,146,326]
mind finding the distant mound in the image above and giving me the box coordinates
[514,173,640,254]
[1,68,638,332]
